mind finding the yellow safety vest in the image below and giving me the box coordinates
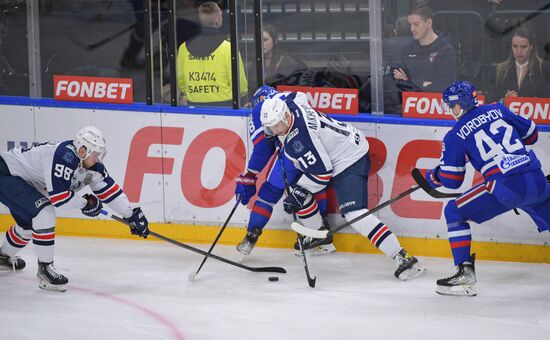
[177,40,248,104]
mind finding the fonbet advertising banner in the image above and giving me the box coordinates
[54,75,133,104]
[1,104,549,245]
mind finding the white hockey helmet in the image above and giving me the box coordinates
[260,97,291,136]
[74,126,106,161]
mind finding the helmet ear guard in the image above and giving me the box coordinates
[74,126,106,161]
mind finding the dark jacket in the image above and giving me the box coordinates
[401,34,457,93]
[492,60,550,102]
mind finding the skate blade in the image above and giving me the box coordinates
[294,244,336,257]
[237,252,246,263]
[38,280,68,292]
[435,284,477,297]
[396,265,427,281]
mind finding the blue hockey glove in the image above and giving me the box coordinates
[425,166,442,189]
[235,172,257,205]
[81,194,103,217]
[124,207,149,238]
[283,186,311,214]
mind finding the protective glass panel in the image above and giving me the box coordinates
[382,0,550,116]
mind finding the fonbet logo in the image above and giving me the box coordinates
[276,85,359,114]
[402,92,485,119]
[54,75,133,104]
[506,97,550,124]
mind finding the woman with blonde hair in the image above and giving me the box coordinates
[493,27,550,101]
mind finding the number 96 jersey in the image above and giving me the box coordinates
[439,102,540,188]
[1,140,123,208]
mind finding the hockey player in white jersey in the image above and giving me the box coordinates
[260,97,426,280]
[0,126,149,292]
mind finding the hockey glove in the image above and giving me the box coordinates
[81,194,103,217]
[425,166,442,189]
[283,186,311,214]
[235,172,257,205]
[124,207,149,238]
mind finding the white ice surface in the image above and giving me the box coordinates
[1,236,550,340]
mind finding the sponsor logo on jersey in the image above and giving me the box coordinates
[34,197,50,209]
[287,128,299,142]
[403,92,485,119]
[276,86,358,114]
[505,96,550,125]
[497,153,530,173]
[54,75,133,104]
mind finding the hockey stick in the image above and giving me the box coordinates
[68,22,137,51]
[291,185,421,239]
[101,211,286,274]
[278,149,316,288]
[411,168,461,199]
[188,198,240,281]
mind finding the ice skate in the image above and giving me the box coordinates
[294,233,336,256]
[293,221,335,256]
[236,228,262,260]
[37,261,68,292]
[0,251,25,271]
[436,254,477,297]
[393,249,426,281]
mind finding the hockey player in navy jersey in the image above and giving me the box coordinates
[259,96,426,280]
[235,86,335,258]
[0,126,149,292]
[424,80,550,296]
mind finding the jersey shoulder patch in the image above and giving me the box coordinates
[54,141,80,170]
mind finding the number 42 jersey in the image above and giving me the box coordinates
[438,102,540,188]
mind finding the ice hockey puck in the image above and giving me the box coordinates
[268,276,279,282]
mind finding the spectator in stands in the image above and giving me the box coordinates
[176,1,248,106]
[262,24,307,85]
[383,16,414,114]
[493,27,550,101]
[392,5,457,93]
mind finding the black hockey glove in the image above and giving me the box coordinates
[283,186,311,214]
[81,194,103,217]
[124,207,149,238]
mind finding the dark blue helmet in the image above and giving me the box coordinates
[442,80,478,114]
[251,85,278,107]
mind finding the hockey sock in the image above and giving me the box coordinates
[1,224,31,257]
[314,191,328,216]
[297,198,323,230]
[344,209,402,258]
[248,199,274,232]
[32,228,55,263]
[447,223,472,266]
[31,207,56,263]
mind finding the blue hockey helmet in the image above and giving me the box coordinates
[251,85,278,107]
[442,80,478,119]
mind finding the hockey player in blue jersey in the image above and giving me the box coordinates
[259,96,426,280]
[235,86,335,258]
[424,80,550,296]
[0,126,149,292]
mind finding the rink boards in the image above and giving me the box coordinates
[0,99,549,262]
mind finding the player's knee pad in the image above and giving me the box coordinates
[32,205,56,232]
[258,181,284,205]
